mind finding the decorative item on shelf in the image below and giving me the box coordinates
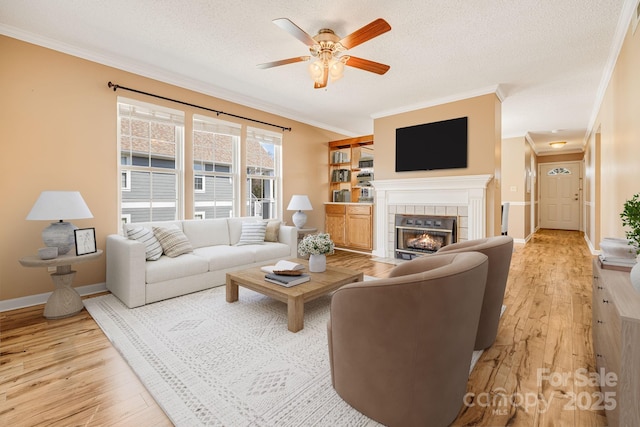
[26,191,94,255]
[74,227,97,255]
[620,193,640,291]
[287,195,313,229]
[37,247,58,260]
[298,233,335,272]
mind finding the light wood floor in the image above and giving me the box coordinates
[0,229,607,426]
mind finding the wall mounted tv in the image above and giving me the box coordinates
[395,116,468,172]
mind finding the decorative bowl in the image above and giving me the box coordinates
[38,247,58,260]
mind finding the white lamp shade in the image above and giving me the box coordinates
[26,191,93,221]
[287,195,313,211]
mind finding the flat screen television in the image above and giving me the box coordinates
[395,116,468,172]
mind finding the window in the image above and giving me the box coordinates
[246,127,282,219]
[547,167,571,176]
[193,115,240,218]
[194,175,205,193]
[118,99,184,224]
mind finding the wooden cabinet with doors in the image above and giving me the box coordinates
[325,204,347,247]
[325,203,373,252]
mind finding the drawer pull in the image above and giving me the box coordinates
[597,320,604,324]
[596,353,602,358]
[602,299,610,304]
[597,286,604,290]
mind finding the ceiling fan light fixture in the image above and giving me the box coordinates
[549,141,567,149]
[328,59,345,81]
[308,61,324,80]
[261,18,391,89]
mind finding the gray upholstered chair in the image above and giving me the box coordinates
[436,235,514,350]
[327,252,489,427]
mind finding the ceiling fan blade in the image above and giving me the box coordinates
[314,69,328,89]
[257,56,311,69]
[273,18,317,47]
[345,56,390,75]
[339,18,391,50]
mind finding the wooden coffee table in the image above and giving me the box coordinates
[226,258,363,332]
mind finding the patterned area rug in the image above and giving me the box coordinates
[84,285,488,426]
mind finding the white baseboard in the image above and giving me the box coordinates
[0,282,107,312]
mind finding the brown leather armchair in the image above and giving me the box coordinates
[436,235,514,350]
[327,252,489,427]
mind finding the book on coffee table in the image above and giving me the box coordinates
[261,260,305,275]
[264,273,310,287]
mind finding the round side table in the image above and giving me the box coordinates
[19,250,103,319]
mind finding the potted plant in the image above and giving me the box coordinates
[298,233,335,272]
[620,193,640,290]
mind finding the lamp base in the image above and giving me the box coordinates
[292,211,307,229]
[42,221,77,255]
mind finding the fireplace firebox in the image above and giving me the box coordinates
[395,214,457,259]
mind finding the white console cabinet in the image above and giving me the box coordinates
[591,258,640,426]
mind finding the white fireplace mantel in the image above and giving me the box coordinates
[371,174,493,257]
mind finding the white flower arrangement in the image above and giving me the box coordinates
[298,233,335,256]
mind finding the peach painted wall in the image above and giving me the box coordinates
[373,93,502,235]
[0,36,345,301]
[501,137,527,240]
[587,20,640,246]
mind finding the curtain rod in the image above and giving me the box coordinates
[107,82,292,132]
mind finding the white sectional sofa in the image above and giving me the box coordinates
[106,217,297,308]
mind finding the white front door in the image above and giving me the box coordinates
[539,162,581,230]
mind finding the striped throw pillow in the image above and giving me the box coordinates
[152,226,193,257]
[236,221,268,246]
[127,226,163,261]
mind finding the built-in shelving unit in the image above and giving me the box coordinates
[326,135,374,252]
[328,135,374,203]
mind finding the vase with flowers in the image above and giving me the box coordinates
[620,193,640,291]
[298,233,335,272]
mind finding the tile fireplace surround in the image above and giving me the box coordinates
[371,175,494,258]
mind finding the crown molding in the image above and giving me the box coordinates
[0,24,358,137]
[370,85,503,119]
[584,0,639,147]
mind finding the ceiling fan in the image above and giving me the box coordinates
[257,18,391,89]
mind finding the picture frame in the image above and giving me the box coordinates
[74,227,97,256]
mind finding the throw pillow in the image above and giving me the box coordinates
[127,226,163,261]
[264,220,281,242]
[236,221,268,246]
[152,226,193,257]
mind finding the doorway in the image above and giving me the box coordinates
[539,161,581,230]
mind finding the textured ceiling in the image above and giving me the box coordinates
[0,0,634,154]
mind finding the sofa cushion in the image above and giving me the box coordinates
[145,254,209,284]
[126,226,163,261]
[124,220,183,235]
[264,220,281,242]
[236,221,267,245]
[153,226,194,257]
[182,218,231,248]
[193,245,258,270]
[253,242,293,262]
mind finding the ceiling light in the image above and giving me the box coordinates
[549,141,567,149]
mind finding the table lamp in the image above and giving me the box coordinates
[26,191,94,255]
[287,195,313,229]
